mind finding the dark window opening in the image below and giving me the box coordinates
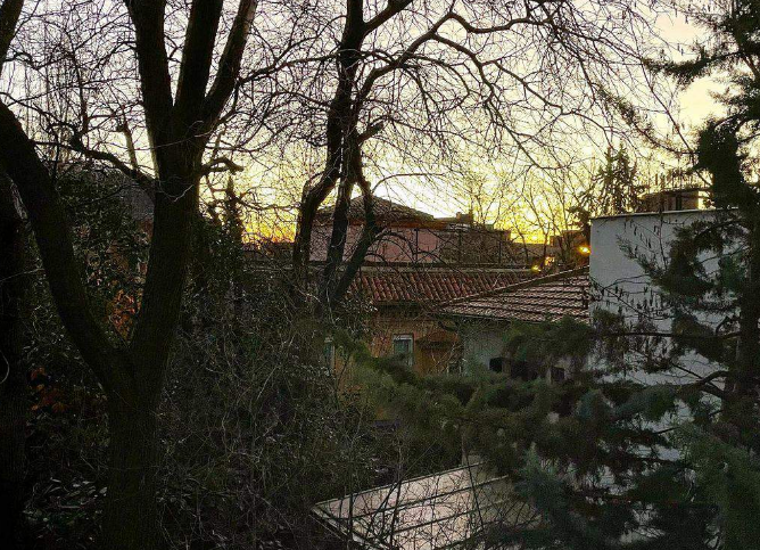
[489,357,506,373]
[510,360,538,381]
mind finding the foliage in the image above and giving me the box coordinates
[22,167,402,549]
[593,147,644,217]
[23,166,147,547]
[569,147,646,239]
[357,3,760,548]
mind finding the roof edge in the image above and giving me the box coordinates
[590,208,719,222]
[440,266,589,308]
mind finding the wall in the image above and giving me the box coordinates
[329,308,460,385]
[368,309,458,375]
[458,321,508,373]
[310,224,512,265]
[457,319,572,383]
[590,209,723,385]
[310,225,442,263]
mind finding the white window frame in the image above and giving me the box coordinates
[392,334,414,368]
[324,337,336,369]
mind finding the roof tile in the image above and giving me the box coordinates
[441,268,589,322]
[351,268,532,306]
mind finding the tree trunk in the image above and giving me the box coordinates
[101,397,164,550]
[0,172,27,549]
[727,217,760,443]
[1,0,259,545]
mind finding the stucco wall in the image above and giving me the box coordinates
[458,322,508,373]
[310,225,444,263]
[310,225,511,264]
[590,209,723,385]
[367,310,459,375]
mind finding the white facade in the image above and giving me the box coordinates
[590,209,723,386]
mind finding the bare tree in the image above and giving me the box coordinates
[0,0,264,547]
[286,0,667,314]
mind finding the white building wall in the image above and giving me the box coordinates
[590,209,723,386]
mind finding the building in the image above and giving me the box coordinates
[636,187,705,214]
[590,207,723,386]
[310,198,535,375]
[435,207,723,391]
[437,206,720,379]
[347,266,532,374]
[440,268,590,379]
[311,197,518,267]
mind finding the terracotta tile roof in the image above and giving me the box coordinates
[440,268,590,323]
[351,267,533,306]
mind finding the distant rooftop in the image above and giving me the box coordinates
[352,266,533,307]
[317,196,435,224]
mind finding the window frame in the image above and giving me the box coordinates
[323,337,336,369]
[392,334,415,368]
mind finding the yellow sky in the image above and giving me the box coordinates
[656,10,726,129]
[397,9,725,221]
[242,4,729,242]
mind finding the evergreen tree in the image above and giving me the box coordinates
[353,3,760,548]
[508,1,760,544]
[596,147,643,216]
[572,147,644,229]
[571,147,645,258]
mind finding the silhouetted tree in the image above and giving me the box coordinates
[0,2,27,546]
[0,1,261,547]
[289,0,666,313]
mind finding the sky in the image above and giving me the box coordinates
[657,10,725,128]
[3,0,727,241]
[240,3,727,245]
[380,7,726,225]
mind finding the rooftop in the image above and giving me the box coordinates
[591,208,710,221]
[316,196,435,224]
[313,463,525,550]
[352,267,533,307]
[440,268,590,323]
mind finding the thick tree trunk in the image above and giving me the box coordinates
[2,0,258,545]
[291,0,365,306]
[0,172,27,549]
[101,397,163,550]
[97,157,199,550]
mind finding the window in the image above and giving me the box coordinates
[323,339,335,369]
[489,357,506,373]
[551,366,566,383]
[392,335,414,368]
